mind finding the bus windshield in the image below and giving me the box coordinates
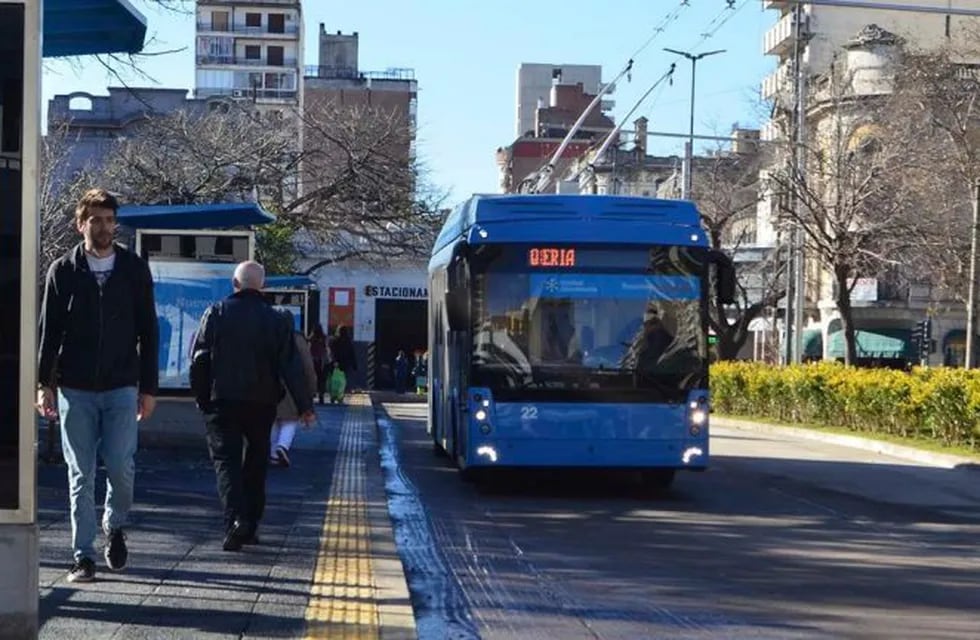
[469,244,708,403]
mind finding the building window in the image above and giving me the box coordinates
[267,46,284,66]
[245,12,261,28]
[244,45,260,61]
[68,96,93,111]
[268,13,285,34]
[265,73,282,89]
[211,11,229,31]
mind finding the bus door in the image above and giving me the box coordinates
[446,245,472,463]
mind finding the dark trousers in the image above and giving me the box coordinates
[205,401,277,531]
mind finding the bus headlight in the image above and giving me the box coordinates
[475,409,488,421]
[688,396,708,435]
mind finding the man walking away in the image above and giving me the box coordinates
[270,308,318,467]
[36,188,159,583]
[191,261,314,551]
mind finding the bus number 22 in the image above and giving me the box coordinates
[520,406,539,421]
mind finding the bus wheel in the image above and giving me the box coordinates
[640,469,676,492]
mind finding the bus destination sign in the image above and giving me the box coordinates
[528,247,576,268]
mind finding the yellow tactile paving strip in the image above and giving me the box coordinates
[304,396,381,640]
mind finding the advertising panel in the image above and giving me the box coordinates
[151,261,236,389]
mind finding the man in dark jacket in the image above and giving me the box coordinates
[191,260,314,551]
[36,188,159,583]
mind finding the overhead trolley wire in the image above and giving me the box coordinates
[629,0,693,61]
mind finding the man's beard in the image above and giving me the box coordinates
[91,232,114,251]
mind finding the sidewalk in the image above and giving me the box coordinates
[37,395,415,639]
[713,415,980,470]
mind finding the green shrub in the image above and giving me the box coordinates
[710,362,980,451]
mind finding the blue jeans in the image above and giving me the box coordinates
[58,386,139,562]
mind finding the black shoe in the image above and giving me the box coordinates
[223,521,251,551]
[67,557,96,583]
[242,530,260,545]
[104,527,128,571]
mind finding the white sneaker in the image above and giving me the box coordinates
[275,446,290,468]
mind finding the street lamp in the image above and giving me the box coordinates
[663,47,726,199]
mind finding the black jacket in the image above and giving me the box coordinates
[192,289,312,413]
[38,242,159,394]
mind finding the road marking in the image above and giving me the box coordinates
[305,397,381,639]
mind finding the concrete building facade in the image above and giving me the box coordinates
[515,63,607,138]
[46,87,205,183]
[303,26,417,161]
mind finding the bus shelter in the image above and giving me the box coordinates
[1,1,147,636]
[118,203,318,392]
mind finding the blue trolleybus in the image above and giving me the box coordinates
[427,194,735,488]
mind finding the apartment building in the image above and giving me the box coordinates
[497,80,615,193]
[303,26,417,160]
[195,0,304,113]
[515,63,608,138]
[760,0,980,366]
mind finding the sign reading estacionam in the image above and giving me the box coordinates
[364,285,428,299]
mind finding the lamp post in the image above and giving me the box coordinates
[663,47,725,199]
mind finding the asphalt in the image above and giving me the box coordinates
[36,395,416,640]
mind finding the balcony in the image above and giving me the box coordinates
[197,22,299,36]
[199,0,299,4]
[761,64,793,104]
[196,87,297,101]
[764,10,808,57]
[197,54,297,67]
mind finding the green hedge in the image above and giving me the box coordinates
[710,361,980,451]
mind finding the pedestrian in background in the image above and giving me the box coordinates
[270,309,318,468]
[308,324,328,404]
[394,349,409,394]
[190,261,314,551]
[327,325,357,404]
[36,188,159,583]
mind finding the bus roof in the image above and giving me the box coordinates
[431,194,706,256]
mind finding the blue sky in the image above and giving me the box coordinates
[42,0,776,205]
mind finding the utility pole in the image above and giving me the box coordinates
[663,47,725,200]
[790,0,807,364]
[966,179,980,368]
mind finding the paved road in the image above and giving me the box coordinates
[377,402,980,640]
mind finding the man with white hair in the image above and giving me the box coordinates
[190,260,314,551]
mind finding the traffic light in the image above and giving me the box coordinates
[911,318,932,363]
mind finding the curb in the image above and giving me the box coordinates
[363,396,418,639]
[713,415,980,471]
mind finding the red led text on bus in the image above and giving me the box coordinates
[528,247,576,268]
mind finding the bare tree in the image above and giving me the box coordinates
[765,63,928,365]
[691,146,785,360]
[46,99,445,273]
[291,95,447,273]
[38,124,101,277]
[887,47,980,310]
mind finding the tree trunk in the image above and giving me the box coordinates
[834,268,858,365]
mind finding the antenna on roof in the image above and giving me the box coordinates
[519,58,634,195]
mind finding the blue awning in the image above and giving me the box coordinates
[44,0,147,58]
[117,203,276,230]
[265,276,316,289]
